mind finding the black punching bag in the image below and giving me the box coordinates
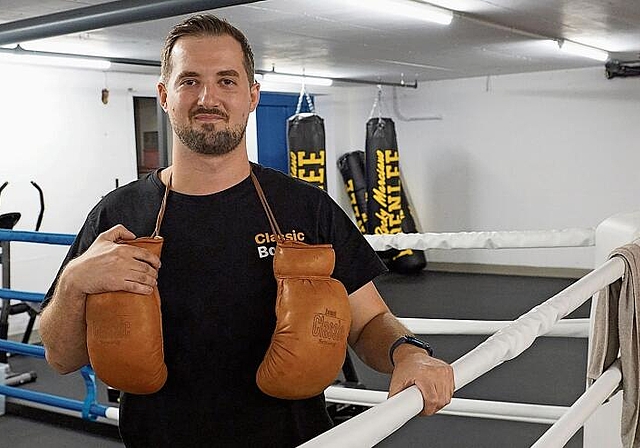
[365,117,426,274]
[389,188,427,274]
[337,151,368,233]
[288,113,327,190]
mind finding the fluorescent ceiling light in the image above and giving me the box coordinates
[363,0,453,25]
[557,40,609,62]
[0,52,111,70]
[262,73,333,86]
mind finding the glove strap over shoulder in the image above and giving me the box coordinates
[250,169,283,240]
[151,170,172,238]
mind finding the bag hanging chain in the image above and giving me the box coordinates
[295,81,316,115]
[368,84,385,124]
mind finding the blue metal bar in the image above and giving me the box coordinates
[0,339,45,358]
[0,384,109,419]
[0,343,109,421]
[0,288,44,303]
[0,229,75,245]
[80,366,98,421]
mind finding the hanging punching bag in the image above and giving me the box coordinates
[365,117,426,274]
[288,113,327,190]
[388,188,427,274]
[337,151,368,233]
[365,118,402,265]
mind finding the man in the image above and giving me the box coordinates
[40,14,454,447]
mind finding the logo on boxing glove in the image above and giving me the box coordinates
[312,308,346,345]
[91,315,131,344]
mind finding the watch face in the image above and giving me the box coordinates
[406,336,434,356]
[390,335,434,366]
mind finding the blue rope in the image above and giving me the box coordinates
[0,384,110,419]
[0,339,45,358]
[0,229,75,245]
[0,347,111,421]
[0,288,44,303]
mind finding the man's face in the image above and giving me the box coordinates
[158,34,260,156]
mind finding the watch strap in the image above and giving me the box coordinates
[389,335,434,367]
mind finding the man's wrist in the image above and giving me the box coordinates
[389,335,433,367]
[56,263,88,304]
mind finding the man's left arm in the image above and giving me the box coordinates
[347,281,455,416]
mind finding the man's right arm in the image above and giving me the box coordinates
[40,224,162,374]
[40,267,91,374]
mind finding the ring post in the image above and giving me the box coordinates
[584,211,640,448]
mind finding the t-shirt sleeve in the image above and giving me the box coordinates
[40,210,100,311]
[317,195,387,295]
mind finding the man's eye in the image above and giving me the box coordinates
[221,78,237,86]
[181,79,197,86]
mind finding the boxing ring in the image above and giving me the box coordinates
[301,212,639,447]
[0,229,119,424]
[0,212,638,446]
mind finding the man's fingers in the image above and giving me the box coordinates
[101,224,137,242]
[133,250,162,270]
[111,240,161,270]
[122,280,154,296]
[387,375,408,399]
[414,382,450,416]
[128,256,161,276]
[388,381,443,416]
[125,269,158,287]
[120,244,161,270]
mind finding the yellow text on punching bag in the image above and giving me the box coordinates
[345,178,367,233]
[290,150,326,190]
[372,148,404,235]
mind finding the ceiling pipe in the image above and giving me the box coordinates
[0,46,417,88]
[0,0,264,46]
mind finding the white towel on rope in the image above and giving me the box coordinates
[588,241,640,448]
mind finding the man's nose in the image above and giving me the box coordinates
[198,83,220,107]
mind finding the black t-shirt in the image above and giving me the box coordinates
[44,164,386,447]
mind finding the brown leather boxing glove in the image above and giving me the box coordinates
[85,237,167,395]
[256,240,352,399]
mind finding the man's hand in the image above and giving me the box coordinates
[388,345,455,416]
[63,224,161,296]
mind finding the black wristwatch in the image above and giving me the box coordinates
[389,335,434,367]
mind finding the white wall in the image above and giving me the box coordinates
[0,65,328,336]
[2,63,639,335]
[318,67,640,270]
[0,62,159,335]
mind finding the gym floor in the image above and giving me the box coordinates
[0,269,584,447]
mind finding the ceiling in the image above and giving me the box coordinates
[0,0,639,86]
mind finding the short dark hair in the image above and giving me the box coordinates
[160,14,255,85]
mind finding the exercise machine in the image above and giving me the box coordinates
[0,181,46,386]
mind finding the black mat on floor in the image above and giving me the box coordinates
[1,269,586,447]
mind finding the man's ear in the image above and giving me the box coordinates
[157,82,168,112]
[249,82,261,113]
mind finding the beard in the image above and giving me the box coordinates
[174,109,247,156]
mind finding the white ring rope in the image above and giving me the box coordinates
[300,257,625,448]
[364,228,595,251]
[4,397,120,425]
[452,257,623,390]
[400,317,590,338]
[325,387,568,425]
[531,359,622,448]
